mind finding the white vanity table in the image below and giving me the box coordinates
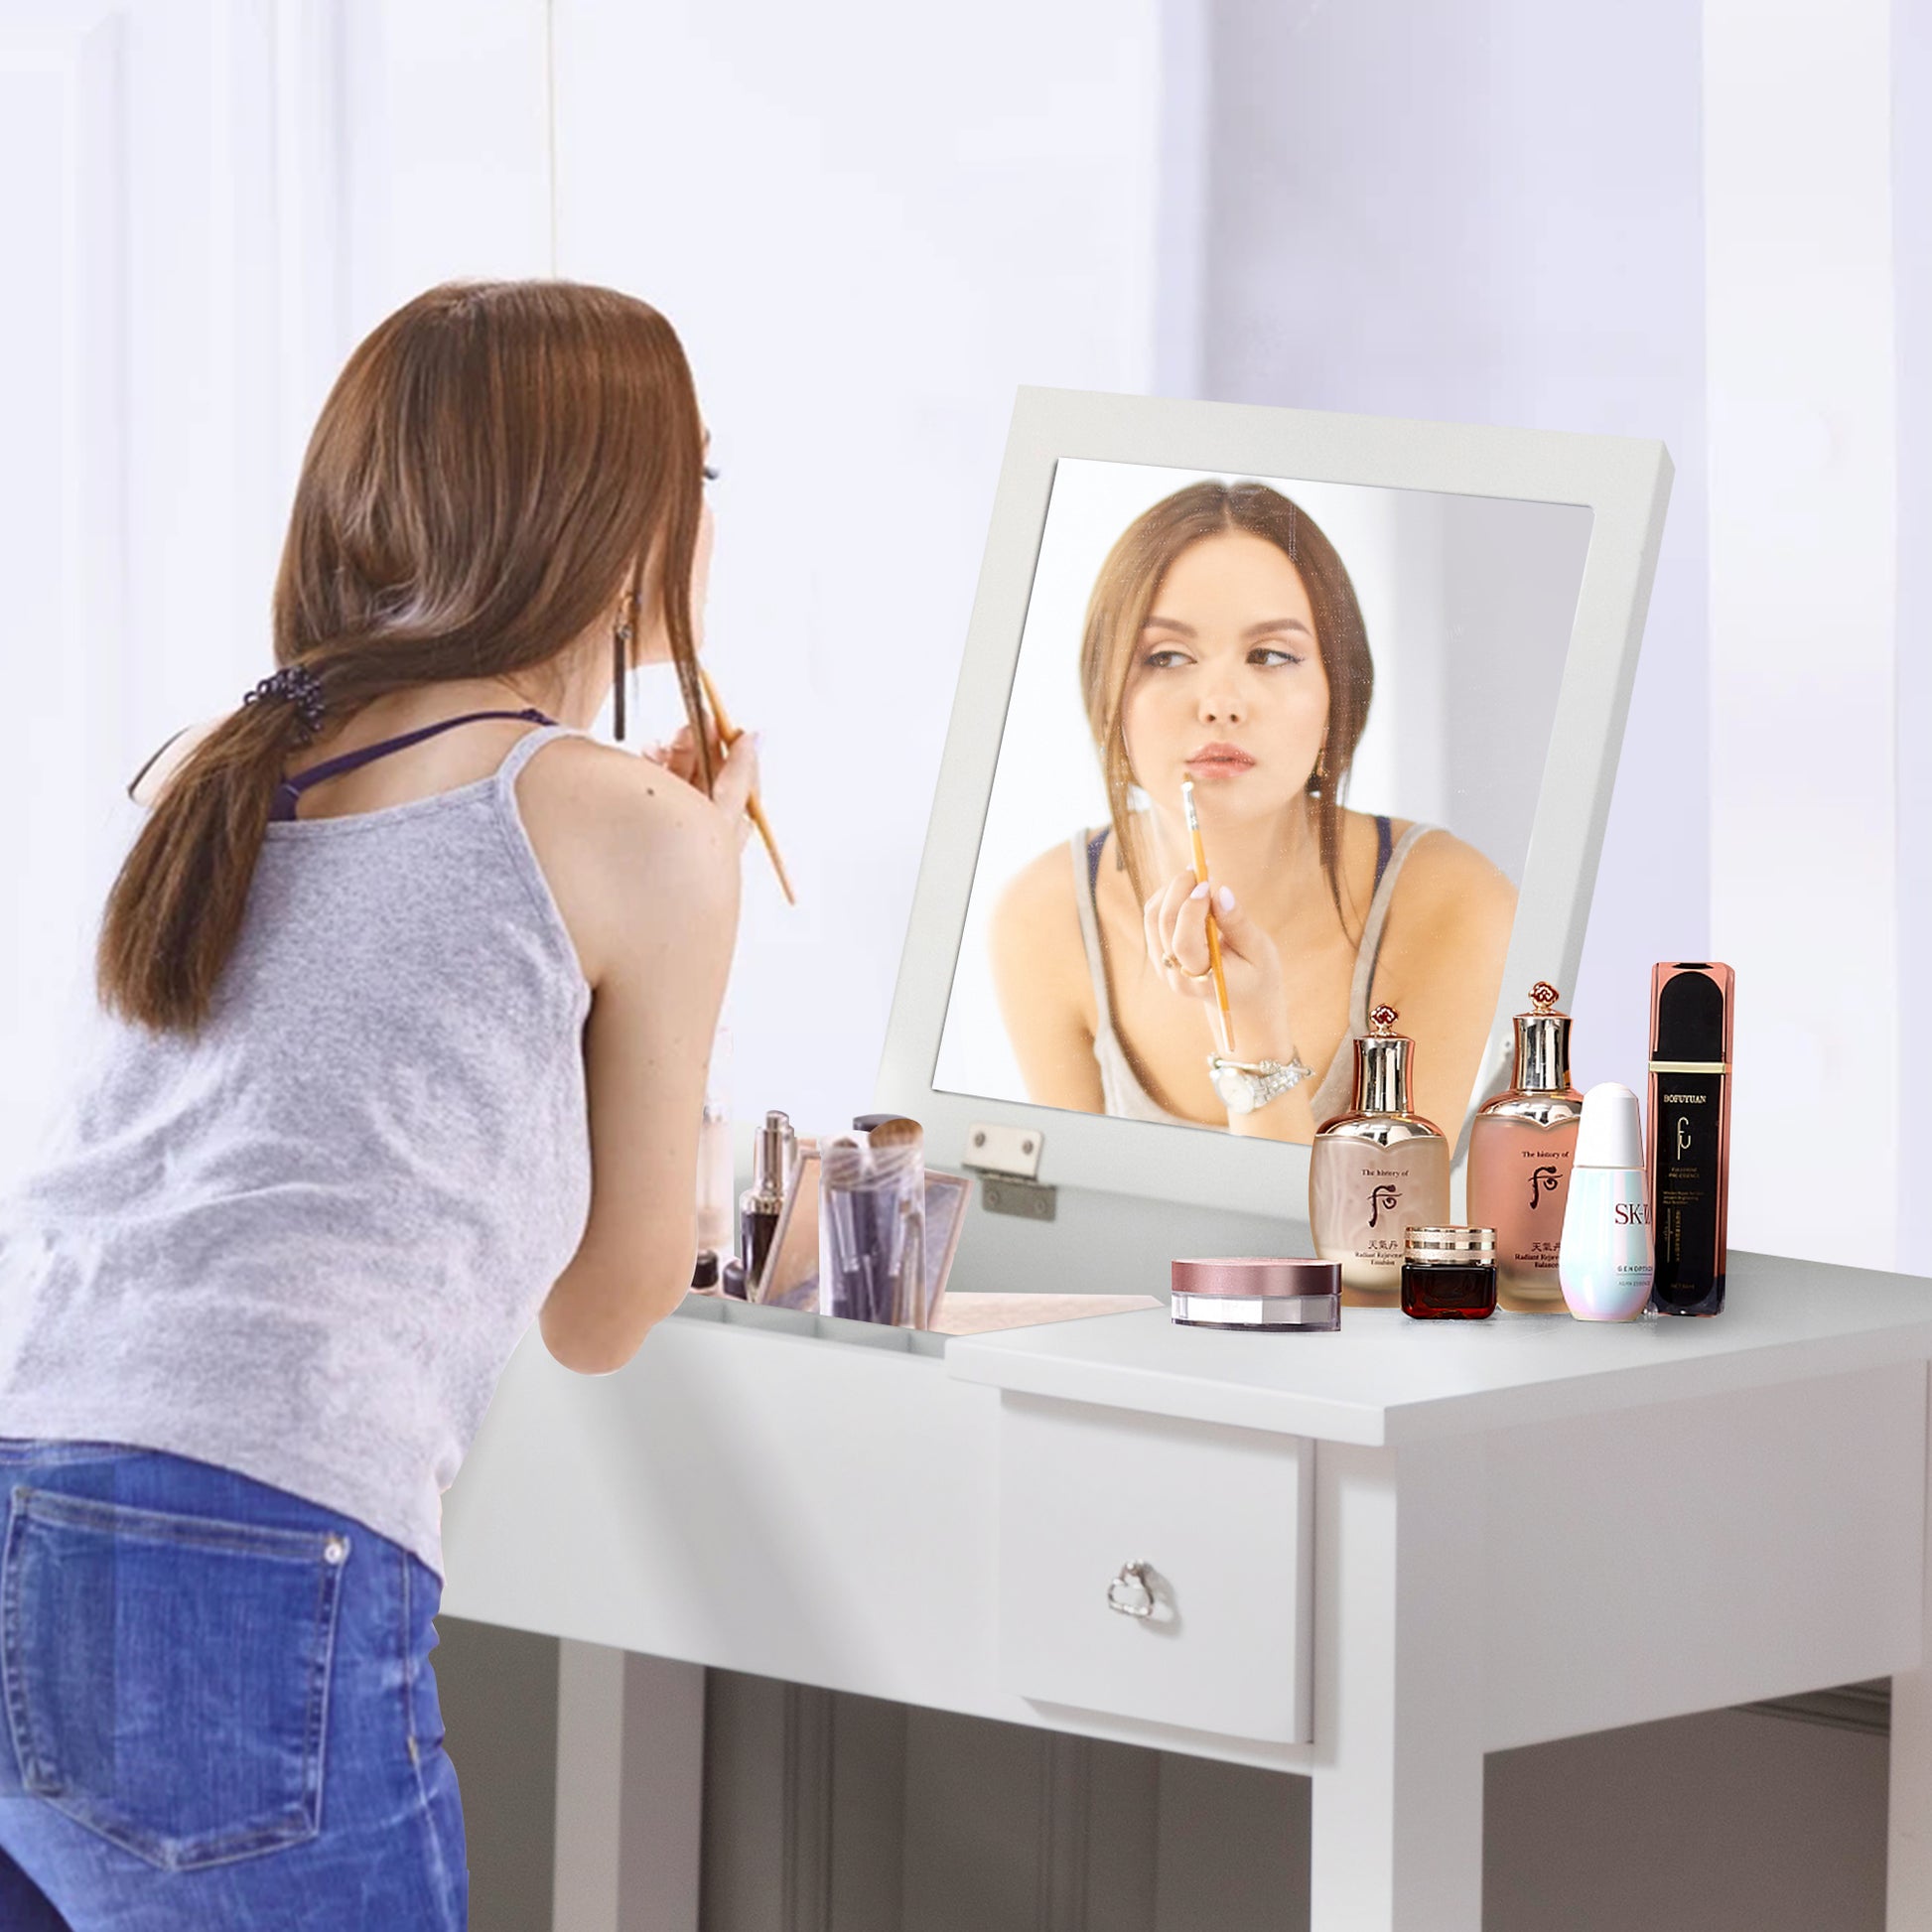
[440,390,1898,1929]
[441,1250,1932,1930]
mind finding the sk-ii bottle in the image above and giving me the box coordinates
[1309,1006,1449,1304]
[1558,1083,1654,1321]
[1468,983,1585,1311]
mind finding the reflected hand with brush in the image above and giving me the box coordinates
[1143,854,1314,1141]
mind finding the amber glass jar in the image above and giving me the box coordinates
[1400,1226,1498,1319]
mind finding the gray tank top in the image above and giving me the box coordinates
[0,725,593,1577]
[1070,817,1435,1129]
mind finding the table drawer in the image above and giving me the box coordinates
[996,1392,1311,1743]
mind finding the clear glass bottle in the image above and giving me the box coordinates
[1309,1006,1449,1304]
[1467,983,1585,1312]
[739,1110,795,1298]
[692,1025,735,1293]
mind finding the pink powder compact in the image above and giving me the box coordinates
[1170,1258,1342,1331]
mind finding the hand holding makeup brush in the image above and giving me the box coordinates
[645,722,761,851]
[1142,871,1303,1067]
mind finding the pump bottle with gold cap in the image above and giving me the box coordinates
[1468,982,1586,1311]
[1308,1006,1449,1304]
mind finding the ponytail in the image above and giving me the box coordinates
[97,693,307,1032]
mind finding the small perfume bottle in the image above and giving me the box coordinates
[1467,983,1585,1312]
[692,1026,734,1293]
[1309,1006,1450,1303]
[739,1110,795,1297]
[1558,1083,1653,1321]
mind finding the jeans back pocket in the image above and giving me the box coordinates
[1,1486,349,1870]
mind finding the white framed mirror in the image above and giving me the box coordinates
[878,388,1671,1219]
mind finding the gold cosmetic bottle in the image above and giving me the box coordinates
[1309,1006,1449,1304]
[1467,982,1585,1311]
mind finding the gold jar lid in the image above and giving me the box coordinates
[1404,1225,1498,1260]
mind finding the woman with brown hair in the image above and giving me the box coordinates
[0,281,755,1928]
[992,479,1514,1142]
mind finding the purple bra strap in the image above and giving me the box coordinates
[269,709,557,822]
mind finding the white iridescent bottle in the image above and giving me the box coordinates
[1557,1083,1654,1321]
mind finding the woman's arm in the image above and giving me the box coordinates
[518,734,754,1373]
[989,846,1106,1113]
[1372,831,1517,1134]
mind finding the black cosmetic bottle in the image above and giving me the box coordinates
[1647,963,1734,1316]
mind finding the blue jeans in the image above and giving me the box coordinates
[0,1439,467,1930]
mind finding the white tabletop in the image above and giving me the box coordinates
[943,1250,1932,1444]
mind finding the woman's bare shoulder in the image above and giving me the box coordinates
[990,836,1088,971]
[519,732,727,862]
[516,736,736,986]
[1387,826,1517,932]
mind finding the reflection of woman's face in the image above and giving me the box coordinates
[1119,530,1330,826]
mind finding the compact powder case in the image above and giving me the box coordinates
[1170,1258,1342,1331]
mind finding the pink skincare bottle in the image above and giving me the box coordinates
[1467,982,1584,1311]
[1557,1083,1654,1321]
[1309,1006,1449,1304]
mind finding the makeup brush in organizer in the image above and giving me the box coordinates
[819,1119,929,1327]
[699,666,796,905]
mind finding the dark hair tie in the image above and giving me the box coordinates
[243,665,326,739]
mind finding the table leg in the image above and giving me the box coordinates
[1309,1440,1485,1931]
[553,1641,705,1932]
[1888,1364,1932,1928]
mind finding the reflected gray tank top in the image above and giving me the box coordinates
[0,725,593,1577]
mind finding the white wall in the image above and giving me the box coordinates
[1899,0,1932,1269]
[0,6,129,1179]
[1706,0,1899,1270]
[0,0,348,1176]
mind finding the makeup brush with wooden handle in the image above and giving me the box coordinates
[699,666,796,905]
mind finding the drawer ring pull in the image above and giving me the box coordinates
[1106,1560,1157,1619]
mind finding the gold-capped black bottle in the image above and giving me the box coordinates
[1647,963,1733,1316]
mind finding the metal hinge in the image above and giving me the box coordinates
[962,1123,1057,1222]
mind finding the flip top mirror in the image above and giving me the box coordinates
[879,388,1671,1220]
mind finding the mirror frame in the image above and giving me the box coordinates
[877,387,1673,1219]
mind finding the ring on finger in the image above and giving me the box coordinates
[1160,951,1180,972]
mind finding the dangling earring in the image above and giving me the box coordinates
[612,607,635,742]
[1309,744,1328,796]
